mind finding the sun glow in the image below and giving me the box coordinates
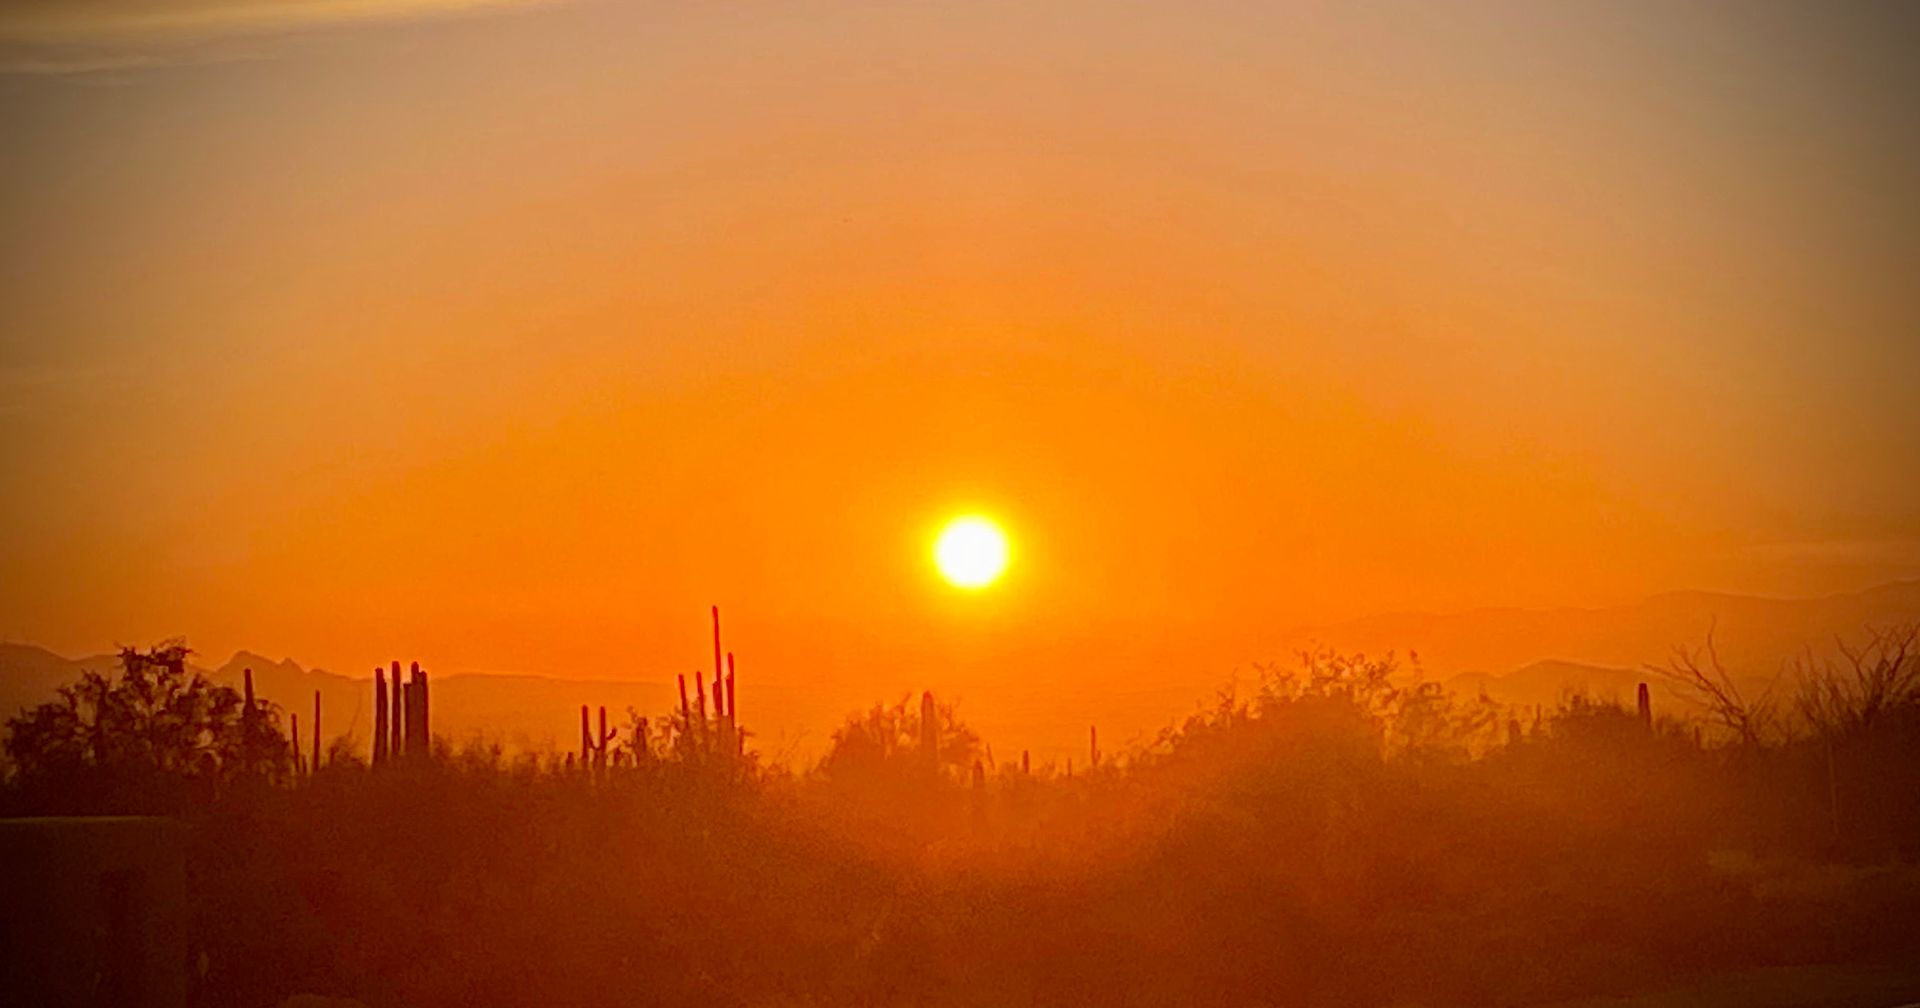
[933,515,1010,590]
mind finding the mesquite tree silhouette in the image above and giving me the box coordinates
[3,641,290,811]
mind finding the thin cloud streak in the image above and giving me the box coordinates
[1749,539,1920,569]
[0,0,550,73]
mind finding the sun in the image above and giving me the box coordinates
[933,515,1010,589]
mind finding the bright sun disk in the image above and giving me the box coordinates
[933,516,1010,589]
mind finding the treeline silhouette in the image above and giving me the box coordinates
[4,623,1920,1008]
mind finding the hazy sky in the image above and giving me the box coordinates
[2,1,1917,703]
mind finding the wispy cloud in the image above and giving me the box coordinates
[0,0,548,74]
[1748,539,1920,569]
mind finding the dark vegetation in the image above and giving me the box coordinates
[5,624,1920,1008]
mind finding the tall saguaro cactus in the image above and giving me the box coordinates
[241,667,261,773]
[373,669,389,766]
[312,690,321,773]
[402,681,416,758]
[695,671,709,751]
[568,609,748,767]
[711,606,736,757]
[370,661,433,766]
[578,703,617,774]
[1637,682,1652,729]
[726,652,739,756]
[390,660,405,760]
[596,706,613,772]
[711,606,724,710]
[411,663,430,759]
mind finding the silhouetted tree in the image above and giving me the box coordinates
[1649,624,1780,747]
[3,640,289,801]
[821,693,982,783]
[1793,622,1920,738]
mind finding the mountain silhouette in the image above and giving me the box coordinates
[4,580,1917,759]
[1286,580,1920,682]
[0,645,825,761]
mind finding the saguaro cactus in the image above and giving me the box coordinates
[373,669,389,766]
[695,670,709,750]
[291,713,302,777]
[1636,682,1652,729]
[1090,726,1100,768]
[726,652,739,756]
[715,679,732,758]
[390,660,405,759]
[579,704,616,774]
[241,668,260,772]
[312,690,321,773]
[597,706,613,772]
[410,663,430,759]
[711,605,724,710]
[402,681,415,758]
[710,606,739,758]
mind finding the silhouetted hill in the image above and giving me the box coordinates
[0,644,826,762]
[206,651,366,753]
[1443,659,1778,718]
[0,643,81,718]
[0,645,365,752]
[1291,580,1920,684]
[1447,659,1640,707]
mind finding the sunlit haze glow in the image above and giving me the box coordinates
[0,1,1917,761]
[4,7,1920,1006]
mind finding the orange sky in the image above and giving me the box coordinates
[2,1,1917,737]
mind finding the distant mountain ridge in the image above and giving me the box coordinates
[1441,659,1779,716]
[0,643,825,761]
[1287,579,1920,683]
[4,580,1917,761]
